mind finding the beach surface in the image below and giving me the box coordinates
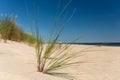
[0,40,120,80]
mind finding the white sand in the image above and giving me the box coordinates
[0,40,120,80]
[0,72,31,80]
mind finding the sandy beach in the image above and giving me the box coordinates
[0,40,120,80]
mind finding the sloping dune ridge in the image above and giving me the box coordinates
[0,40,120,80]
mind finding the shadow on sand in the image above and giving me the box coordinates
[48,72,76,80]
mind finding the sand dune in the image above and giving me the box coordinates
[0,40,120,80]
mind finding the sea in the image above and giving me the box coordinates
[68,43,120,47]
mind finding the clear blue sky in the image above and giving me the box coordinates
[0,0,120,43]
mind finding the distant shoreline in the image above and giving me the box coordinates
[64,43,120,47]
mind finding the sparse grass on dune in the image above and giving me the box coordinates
[0,15,15,42]
[0,0,86,75]
[0,15,36,44]
[25,0,84,74]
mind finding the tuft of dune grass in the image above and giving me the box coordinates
[25,0,85,74]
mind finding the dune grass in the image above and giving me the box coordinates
[0,14,36,44]
[0,15,16,42]
[25,0,84,73]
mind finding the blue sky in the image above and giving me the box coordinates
[0,0,120,43]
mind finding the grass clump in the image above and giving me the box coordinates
[25,0,83,74]
[0,14,36,44]
[0,15,16,42]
